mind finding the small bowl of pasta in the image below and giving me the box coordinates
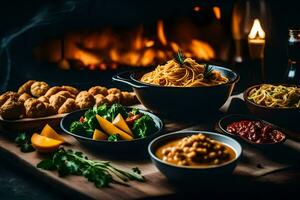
[112,53,239,118]
[244,83,300,129]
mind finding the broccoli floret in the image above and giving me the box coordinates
[106,103,128,121]
[70,121,95,138]
[132,115,157,138]
[96,104,109,116]
[70,121,86,134]
[108,134,121,142]
[131,108,140,115]
[84,109,95,120]
[85,129,94,138]
[87,115,99,130]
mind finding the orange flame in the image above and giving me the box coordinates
[157,20,168,46]
[189,39,215,60]
[73,49,101,66]
[35,20,216,69]
[213,6,221,20]
[145,40,154,47]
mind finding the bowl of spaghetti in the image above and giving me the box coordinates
[113,54,239,118]
[244,84,300,129]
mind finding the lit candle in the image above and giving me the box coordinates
[248,19,266,59]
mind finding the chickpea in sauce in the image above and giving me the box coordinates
[156,133,236,167]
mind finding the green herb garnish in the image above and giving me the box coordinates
[174,50,185,66]
[204,64,213,79]
[15,132,35,153]
[37,148,144,187]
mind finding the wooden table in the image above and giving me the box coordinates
[0,94,299,199]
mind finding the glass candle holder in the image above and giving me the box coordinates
[284,29,300,84]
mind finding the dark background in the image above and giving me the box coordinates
[0,0,300,92]
[0,1,300,199]
[0,0,300,90]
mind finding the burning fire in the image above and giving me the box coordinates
[35,20,215,70]
[213,6,221,20]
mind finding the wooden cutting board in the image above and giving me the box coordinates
[1,96,298,199]
[2,124,297,200]
[0,119,194,200]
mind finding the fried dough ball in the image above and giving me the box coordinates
[115,93,123,102]
[0,91,19,107]
[121,91,139,105]
[105,94,120,105]
[58,98,78,114]
[88,86,108,96]
[38,96,49,103]
[44,86,62,98]
[75,91,95,109]
[61,85,79,96]
[18,80,36,94]
[94,94,109,107]
[18,93,32,102]
[49,94,67,111]
[107,88,121,95]
[30,81,49,97]
[55,91,75,99]
[24,98,48,118]
[44,103,56,115]
[0,99,25,119]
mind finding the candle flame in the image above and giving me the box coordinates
[248,19,265,39]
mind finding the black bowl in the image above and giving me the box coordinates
[112,66,239,118]
[148,131,242,181]
[60,108,163,153]
[244,84,300,130]
[217,114,286,146]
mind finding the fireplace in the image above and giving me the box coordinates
[33,1,233,70]
[0,0,236,91]
[35,19,221,70]
[1,0,298,92]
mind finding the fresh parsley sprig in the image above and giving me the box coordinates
[15,132,35,153]
[37,148,144,188]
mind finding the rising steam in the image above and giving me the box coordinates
[0,1,77,92]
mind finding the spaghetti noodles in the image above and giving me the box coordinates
[247,84,300,108]
[140,58,228,87]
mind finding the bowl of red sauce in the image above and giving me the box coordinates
[217,114,286,145]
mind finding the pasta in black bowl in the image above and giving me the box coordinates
[244,84,300,130]
[247,84,300,108]
[112,56,239,119]
[140,57,229,87]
